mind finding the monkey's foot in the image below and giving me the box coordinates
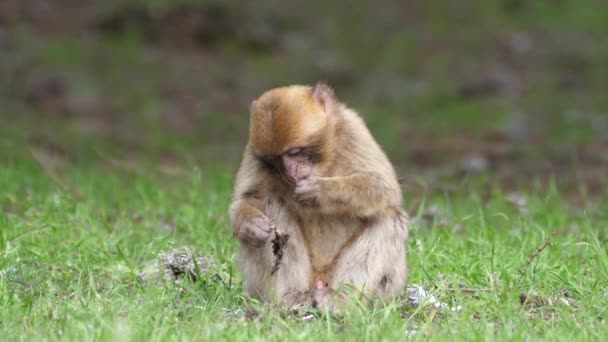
[281,291,317,319]
[310,281,347,313]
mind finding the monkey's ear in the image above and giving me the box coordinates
[312,82,335,113]
[249,99,257,113]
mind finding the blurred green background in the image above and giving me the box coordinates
[1,0,607,200]
[3,3,608,339]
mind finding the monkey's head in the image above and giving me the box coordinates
[248,82,337,184]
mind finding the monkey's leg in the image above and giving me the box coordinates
[238,203,312,304]
[328,210,408,301]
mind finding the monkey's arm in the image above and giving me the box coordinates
[229,148,272,243]
[296,172,401,216]
[229,197,265,236]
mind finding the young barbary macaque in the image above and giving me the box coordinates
[229,82,408,311]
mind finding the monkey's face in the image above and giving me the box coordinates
[254,146,316,184]
[248,85,333,185]
[252,141,322,185]
[281,147,316,183]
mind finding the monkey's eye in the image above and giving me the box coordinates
[286,148,302,156]
[255,155,277,171]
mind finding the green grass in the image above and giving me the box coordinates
[1,135,607,341]
[2,1,608,339]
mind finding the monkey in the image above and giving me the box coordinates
[229,82,408,311]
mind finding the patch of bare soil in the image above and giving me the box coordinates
[94,3,281,51]
[400,129,608,205]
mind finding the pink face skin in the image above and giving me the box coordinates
[282,152,313,184]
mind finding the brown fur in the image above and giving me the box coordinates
[230,83,408,309]
[250,86,328,153]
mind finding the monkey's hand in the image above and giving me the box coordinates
[294,176,321,207]
[238,214,272,247]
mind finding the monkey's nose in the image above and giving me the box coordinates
[284,164,301,184]
[286,173,297,184]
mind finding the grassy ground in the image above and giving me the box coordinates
[2,1,608,340]
[1,131,607,341]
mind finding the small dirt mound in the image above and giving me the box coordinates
[138,247,215,283]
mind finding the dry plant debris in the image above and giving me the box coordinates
[138,247,215,283]
[270,221,289,276]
